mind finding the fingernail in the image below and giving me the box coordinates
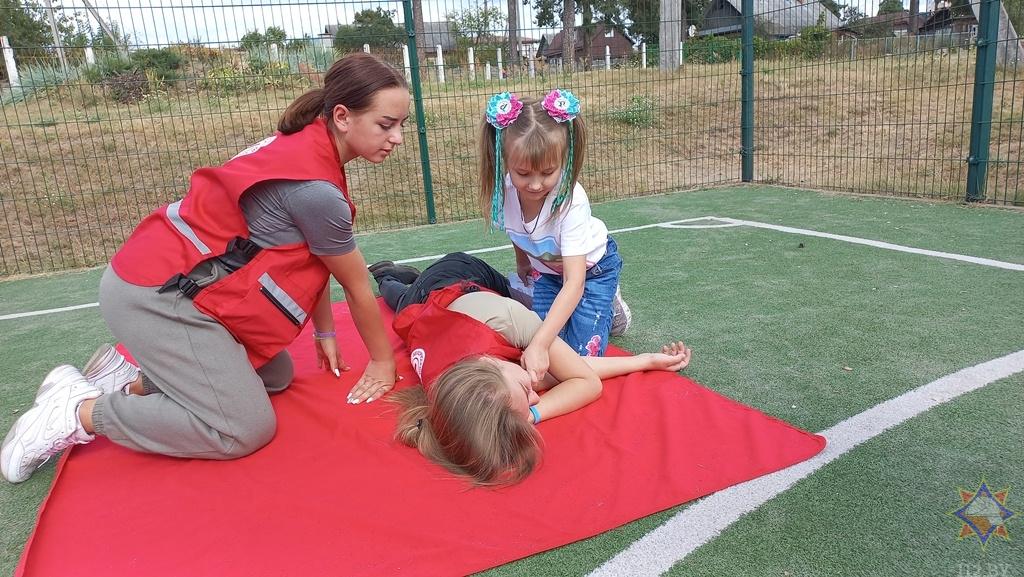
[342,366,351,372]
[366,397,375,403]
[334,368,341,377]
[352,398,361,404]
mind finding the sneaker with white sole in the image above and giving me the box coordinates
[1,365,100,484]
[83,344,140,395]
[610,285,633,337]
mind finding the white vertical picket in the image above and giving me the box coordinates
[435,45,445,83]
[1,36,18,87]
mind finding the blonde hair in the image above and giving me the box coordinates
[478,97,588,222]
[391,356,543,486]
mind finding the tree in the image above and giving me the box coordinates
[877,0,904,15]
[606,0,709,46]
[264,26,287,46]
[447,2,504,47]
[0,0,92,70]
[334,7,403,52]
[507,0,520,65]
[0,0,52,56]
[239,30,266,51]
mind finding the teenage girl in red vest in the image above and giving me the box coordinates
[2,54,409,484]
[371,254,692,485]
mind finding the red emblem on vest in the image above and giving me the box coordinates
[394,283,522,387]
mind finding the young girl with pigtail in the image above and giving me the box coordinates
[480,90,630,385]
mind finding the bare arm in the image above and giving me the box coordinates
[520,254,586,382]
[318,248,397,402]
[530,337,602,422]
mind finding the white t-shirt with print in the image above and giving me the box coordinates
[502,176,609,275]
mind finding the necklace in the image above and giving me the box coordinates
[519,199,543,235]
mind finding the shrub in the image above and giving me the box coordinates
[130,48,183,84]
[608,94,658,128]
[1,63,81,105]
[683,36,741,64]
[106,70,148,103]
[82,53,134,84]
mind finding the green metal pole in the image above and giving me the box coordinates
[965,0,1000,202]
[740,0,754,182]
[402,0,436,223]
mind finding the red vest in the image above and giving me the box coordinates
[110,119,355,367]
[393,283,522,388]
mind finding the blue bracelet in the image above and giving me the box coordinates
[313,330,336,340]
[529,406,541,424]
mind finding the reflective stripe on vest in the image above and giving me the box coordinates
[258,272,307,325]
[166,200,212,255]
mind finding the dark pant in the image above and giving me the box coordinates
[377,252,512,312]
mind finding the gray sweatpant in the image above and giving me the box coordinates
[93,266,293,459]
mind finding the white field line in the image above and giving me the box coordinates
[0,302,99,320]
[590,348,1024,577]
[3,214,1019,321]
[713,217,1024,271]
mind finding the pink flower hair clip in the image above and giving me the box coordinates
[542,89,580,123]
[485,92,524,129]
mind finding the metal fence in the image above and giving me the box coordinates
[0,0,1021,276]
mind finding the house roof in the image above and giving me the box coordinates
[836,10,928,34]
[919,7,977,32]
[701,0,842,37]
[541,24,634,59]
[419,21,457,50]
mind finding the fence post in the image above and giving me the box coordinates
[435,45,445,83]
[497,48,504,79]
[468,47,476,80]
[486,61,492,80]
[966,0,1000,202]
[605,45,611,70]
[401,0,436,223]
[362,43,370,54]
[270,43,280,61]
[85,45,95,65]
[402,44,411,82]
[1,36,19,87]
[42,0,68,75]
[641,42,647,69]
[528,45,535,77]
[741,0,754,182]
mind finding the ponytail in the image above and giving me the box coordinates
[278,88,327,135]
[478,120,500,226]
[277,53,408,135]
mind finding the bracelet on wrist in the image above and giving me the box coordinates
[529,406,541,425]
[313,330,336,340]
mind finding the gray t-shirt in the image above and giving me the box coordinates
[239,179,355,256]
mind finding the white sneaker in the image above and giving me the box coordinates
[1,365,100,484]
[83,344,139,395]
[610,285,633,337]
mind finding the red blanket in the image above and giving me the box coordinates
[17,301,824,577]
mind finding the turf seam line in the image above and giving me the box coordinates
[588,348,1024,577]
[715,217,1024,271]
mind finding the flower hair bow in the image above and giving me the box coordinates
[542,89,580,213]
[486,92,523,129]
[485,92,523,230]
[542,89,580,123]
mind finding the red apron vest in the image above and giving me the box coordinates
[110,119,354,367]
[394,283,522,388]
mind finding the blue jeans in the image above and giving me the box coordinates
[531,237,622,356]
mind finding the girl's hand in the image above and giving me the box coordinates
[654,341,692,372]
[517,262,536,285]
[520,343,550,385]
[315,336,351,376]
[347,359,401,404]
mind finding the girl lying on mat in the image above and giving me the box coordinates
[367,253,691,485]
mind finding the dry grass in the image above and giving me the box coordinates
[1,52,1021,275]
